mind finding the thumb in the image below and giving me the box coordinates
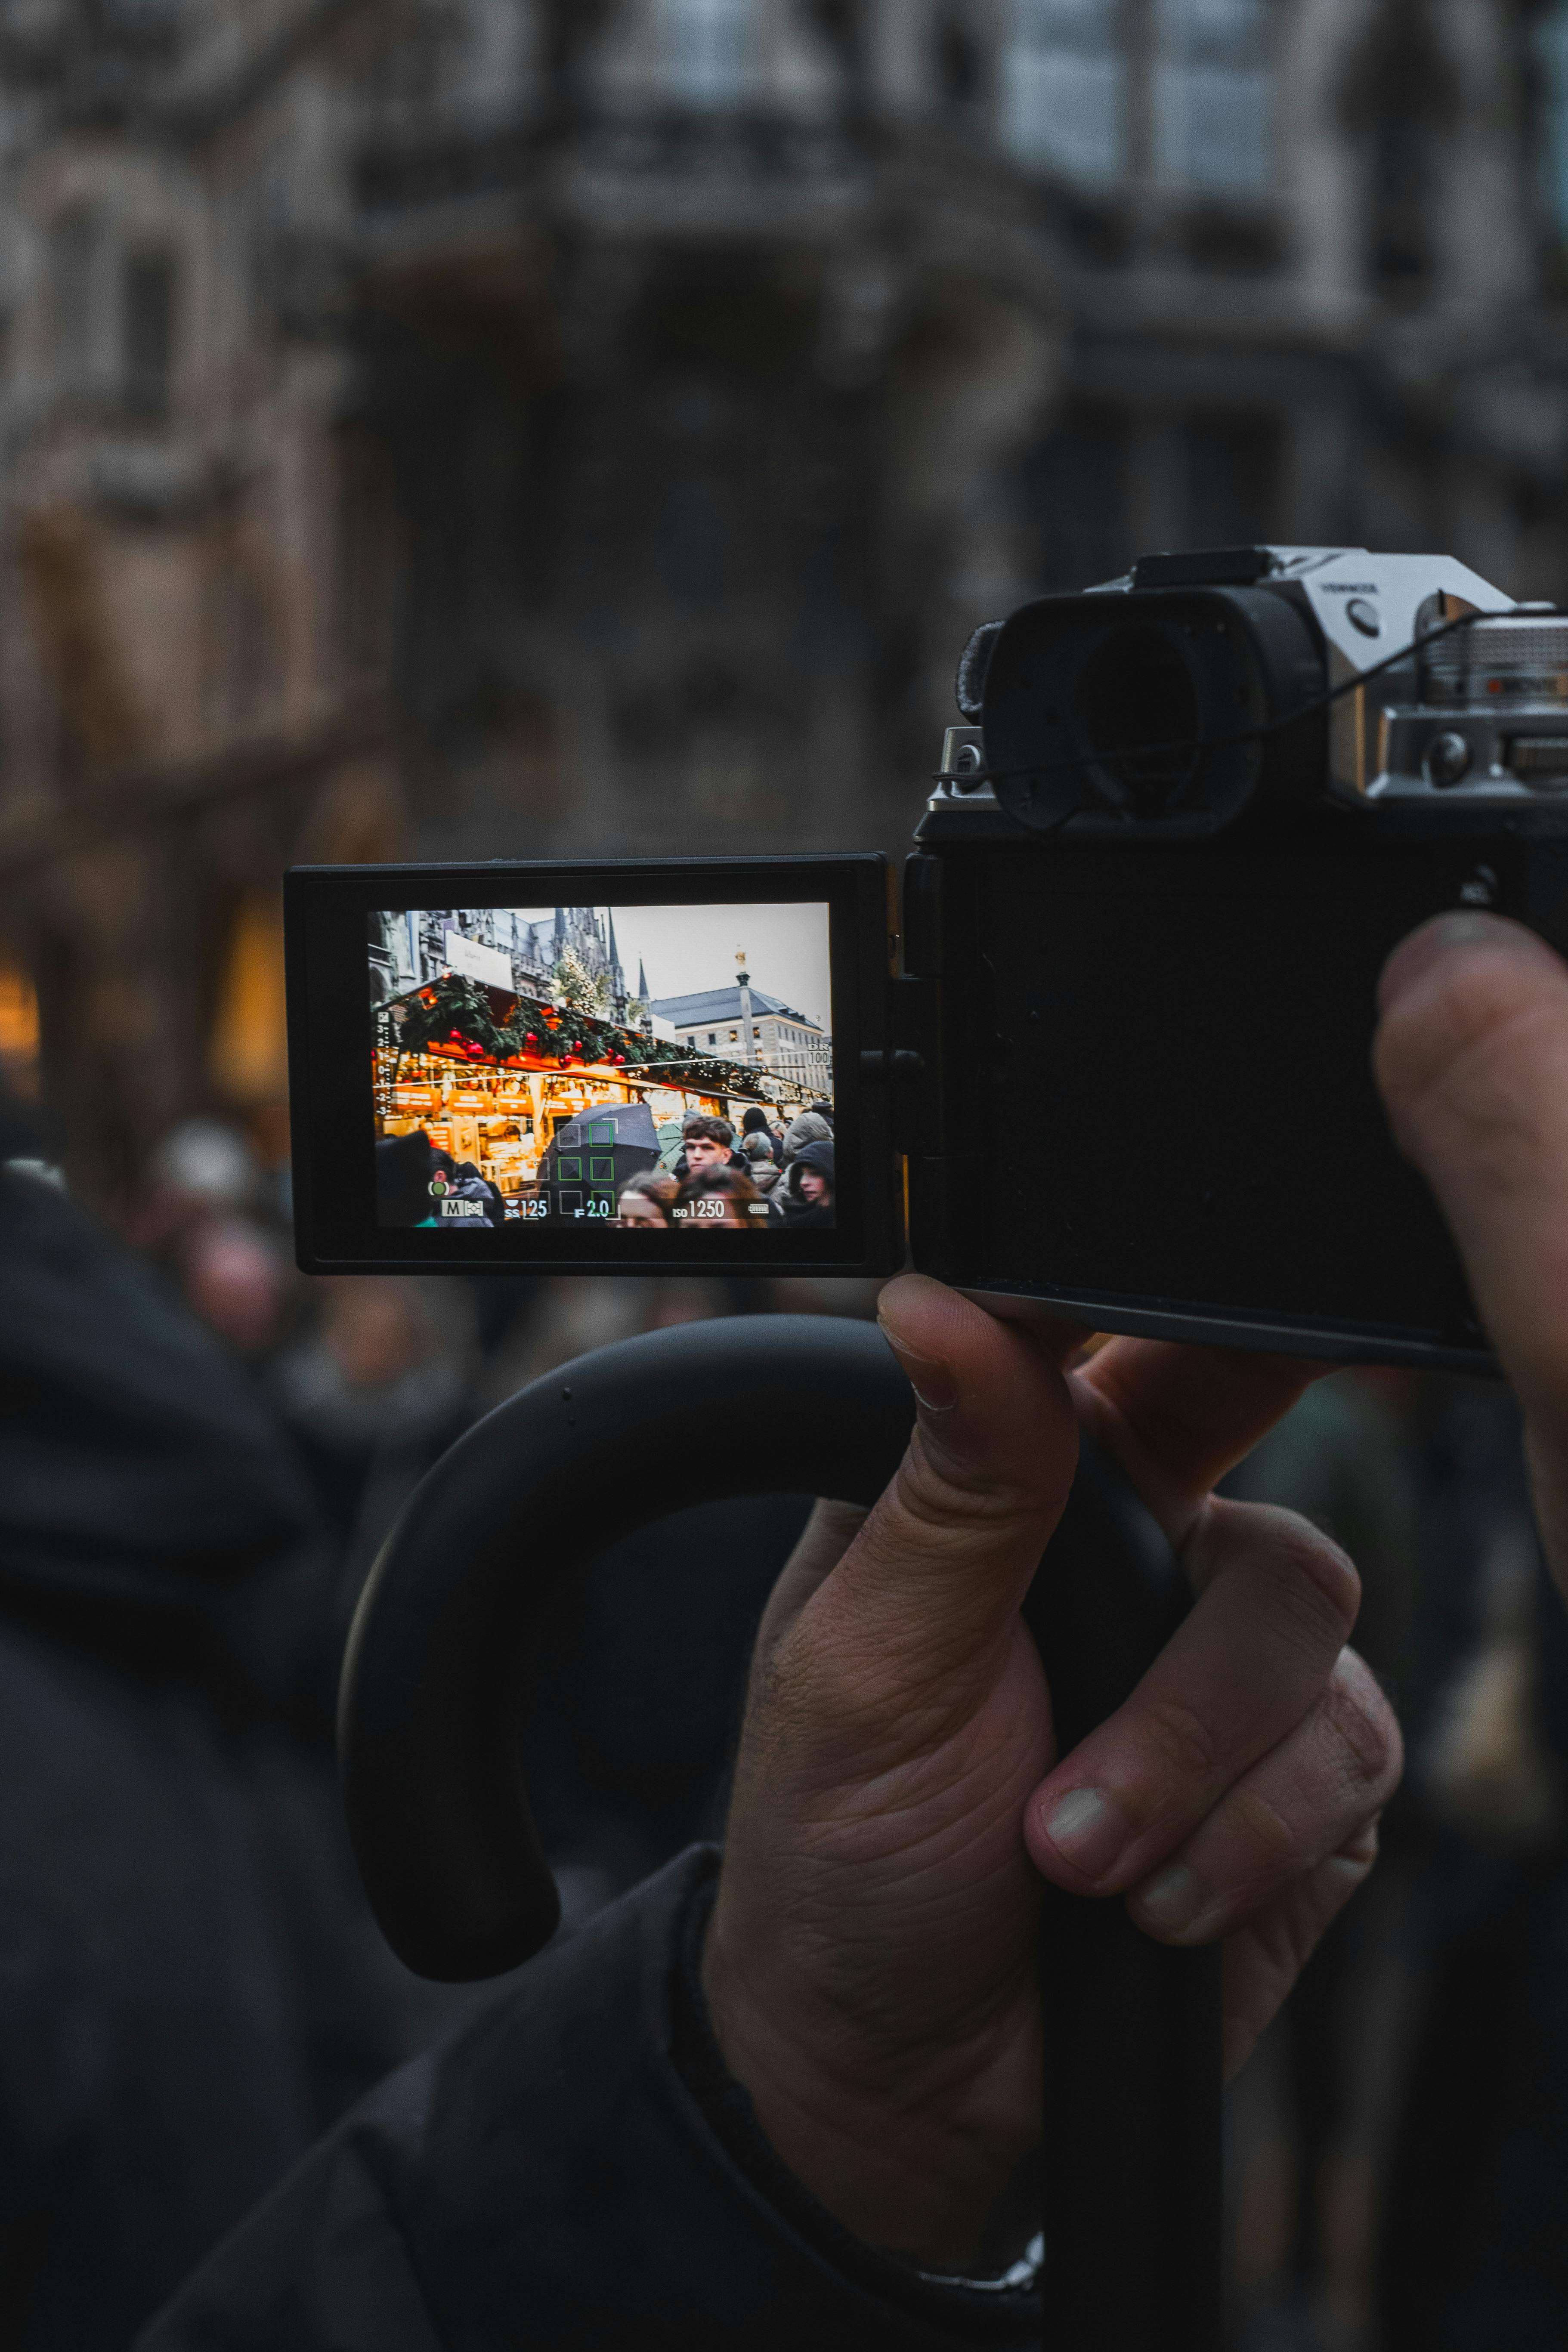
[1374,913,1568,1573]
[795,1275,1078,1740]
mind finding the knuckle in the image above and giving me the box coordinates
[1250,1508,1362,1651]
[1228,1784,1298,1873]
[1137,1690,1222,1786]
[1336,1812,1382,1871]
[887,1436,1048,1548]
[1323,1651,1403,1799]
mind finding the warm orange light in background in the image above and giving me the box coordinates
[208,892,288,1110]
[0,963,40,1100]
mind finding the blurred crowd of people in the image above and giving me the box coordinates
[0,1086,874,2348]
[0,1092,1563,2349]
[1218,1367,1568,2352]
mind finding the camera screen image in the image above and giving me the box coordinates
[368,902,835,1237]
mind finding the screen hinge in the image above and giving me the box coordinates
[860,974,940,1159]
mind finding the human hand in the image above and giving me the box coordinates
[1375,910,1568,1600]
[702,1276,1401,2271]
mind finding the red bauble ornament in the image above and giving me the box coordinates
[525,1032,538,1045]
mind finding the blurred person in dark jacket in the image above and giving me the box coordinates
[0,1127,410,2349]
[269,1275,477,1580]
[125,1116,295,1361]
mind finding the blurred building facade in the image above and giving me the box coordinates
[3,0,1568,1187]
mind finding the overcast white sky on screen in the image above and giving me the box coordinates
[502,903,832,1030]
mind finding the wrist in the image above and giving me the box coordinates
[701,1906,1039,2271]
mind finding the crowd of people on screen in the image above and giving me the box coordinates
[623,1105,835,1231]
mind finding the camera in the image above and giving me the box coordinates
[286,544,1568,1370]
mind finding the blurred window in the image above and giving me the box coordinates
[653,0,763,107]
[1533,2,1568,241]
[1361,0,1453,289]
[122,249,178,418]
[48,207,99,388]
[364,2,467,117]
[205,517,282,732]
[999,0,1127,192]
[1150,0,1273,200]
[935,3,987,107]
[1023,405,1131,591]
[1184,411,1283,544]
[997,0,1273,203]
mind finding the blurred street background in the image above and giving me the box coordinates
[2,6,1568,2350]
[6,0,1568,1193]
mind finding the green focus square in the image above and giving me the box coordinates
[589,1156,614,1181]
[590,1120,615,1146]
[558,1156,582,1181]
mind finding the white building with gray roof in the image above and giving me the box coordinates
[649,986,830,1100]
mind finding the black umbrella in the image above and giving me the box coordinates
[536,1097,659,1220]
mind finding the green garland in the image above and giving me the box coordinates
[389,975,788,1103]
[395,974,511,1059]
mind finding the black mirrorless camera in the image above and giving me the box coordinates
[287,544,1568,1371]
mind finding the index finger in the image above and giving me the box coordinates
[1067,1339,1326,1541]
[1373,912,1568,1420]
[1023,1495,1365,1899]
[1373,912,1568,1583]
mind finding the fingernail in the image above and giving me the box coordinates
[1134,1863,1201,1935]
[877,1323,958,1412]
[1377,912,1518,1013]
[1043,1786,1131,1878]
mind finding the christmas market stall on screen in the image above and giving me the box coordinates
[368,902,833,1227]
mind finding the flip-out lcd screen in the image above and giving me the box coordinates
[369,900,835,1239]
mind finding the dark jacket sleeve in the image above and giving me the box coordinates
[138,1848,1041,2352]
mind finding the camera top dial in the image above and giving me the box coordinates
[1375,612,1568,800]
